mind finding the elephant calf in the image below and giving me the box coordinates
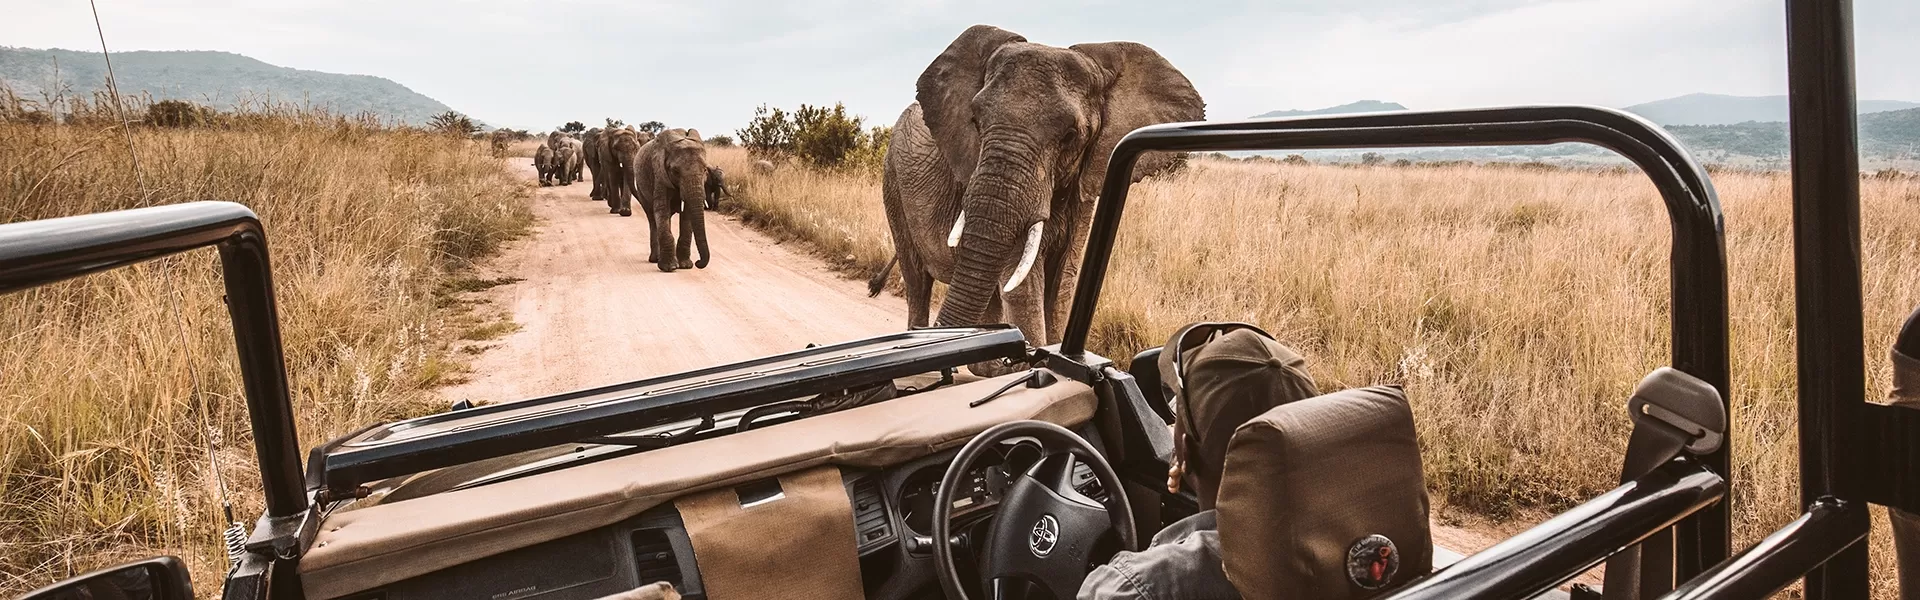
[704,166,728,211]
[534,145,556,186]
[554,139,583,186]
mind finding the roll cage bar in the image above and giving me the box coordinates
[0,0,1905,597]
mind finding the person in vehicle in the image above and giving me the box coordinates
[1079,324,1320,600]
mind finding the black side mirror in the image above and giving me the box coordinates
[19,556,194,600]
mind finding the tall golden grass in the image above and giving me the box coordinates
[0,111,531,594]
[716,146,1920,597]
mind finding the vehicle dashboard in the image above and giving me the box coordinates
[333,427,1108,600]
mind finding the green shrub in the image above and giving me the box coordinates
[144,100,213,128]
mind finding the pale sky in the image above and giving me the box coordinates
[5,0,1918,134]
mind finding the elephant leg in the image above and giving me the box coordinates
[903,266,933,329]
[653,207,678,272]
[1000,272,1047,347]
[643,205,661,263]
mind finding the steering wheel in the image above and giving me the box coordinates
[933,420,1138,600]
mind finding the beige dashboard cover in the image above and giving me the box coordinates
[300,373,1094,599]
[676,465,862,600]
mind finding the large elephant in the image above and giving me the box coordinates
[553,138,582,186]
[605,128,655,216]
[533,144,556,186]
[877,25,1204,347]
[635,128,714,271]
[583,128,605,200]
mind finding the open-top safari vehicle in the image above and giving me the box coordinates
[14,1,1917,599]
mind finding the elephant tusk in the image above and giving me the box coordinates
[1002,221,1045,293]
[947,211,966,247]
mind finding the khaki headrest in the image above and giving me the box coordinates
[1217,385,1431,599]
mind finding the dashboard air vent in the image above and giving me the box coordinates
[851,477,891,550]
[631,528,684,591]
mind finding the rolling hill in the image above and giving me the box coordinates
[1625,93,1920,126]
[0,47,455,125]
[1251,100,1407,119]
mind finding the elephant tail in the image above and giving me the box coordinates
[867,255,897,297]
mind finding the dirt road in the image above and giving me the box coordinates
[439,163,906,404]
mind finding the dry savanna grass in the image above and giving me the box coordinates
[0,115,532,595]
[726,152,1920,597]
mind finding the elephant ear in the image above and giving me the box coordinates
[916,24,1027,184]
[1069,41,1205,195]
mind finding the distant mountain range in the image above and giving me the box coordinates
[1624,93,1920,126]
[0,47,455,125]
[1249,100,1407,119]
[1254,94,1920,163]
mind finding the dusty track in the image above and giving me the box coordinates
[440,162,906,404]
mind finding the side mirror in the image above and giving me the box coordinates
[19,556,193,600]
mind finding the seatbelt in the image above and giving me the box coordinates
[1601,367,1726,600]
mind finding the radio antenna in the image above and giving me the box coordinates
[88,0,247,568]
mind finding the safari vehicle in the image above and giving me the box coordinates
[14,1,1917,599]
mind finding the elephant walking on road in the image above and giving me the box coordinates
[876,25,1204,347]
[554,137,583,185]
[534,144,556,186]
[605,128,655,216]
[584,128,605,200]
[635,128,715,271]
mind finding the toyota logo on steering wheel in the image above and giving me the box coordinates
[1029,514,1060,558]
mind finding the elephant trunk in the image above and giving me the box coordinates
[933,140,1049,331]
[688,186,711,269]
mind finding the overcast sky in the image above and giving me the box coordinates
[6,0,1918,133]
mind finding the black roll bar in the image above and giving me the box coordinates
[1657,498,1867,600]
[1784,0,1873,597]
[1385,460,1725,600]
[0,201,308,519]
[1061,105,1735,575]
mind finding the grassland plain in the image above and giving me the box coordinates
[712,146,1920,597]
[0,115,532,595]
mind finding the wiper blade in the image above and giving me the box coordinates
[580,414,715,447]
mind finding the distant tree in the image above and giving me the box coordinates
[605,118,626,129]
[428,110,481,136]
[1359,152,1385,166]
[145,99,213,128]
[706,134,735,147]
[636,120,666,134]
[791,103,866,168]
[738,104,795,159]
[1281,154,1309,165]
[1392,158,1413,167]
[560,121,586,133]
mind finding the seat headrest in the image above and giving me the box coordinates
[1216,385,1431,599]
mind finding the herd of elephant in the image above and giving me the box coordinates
[534,128,728,272]
[526,25,1205,351]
